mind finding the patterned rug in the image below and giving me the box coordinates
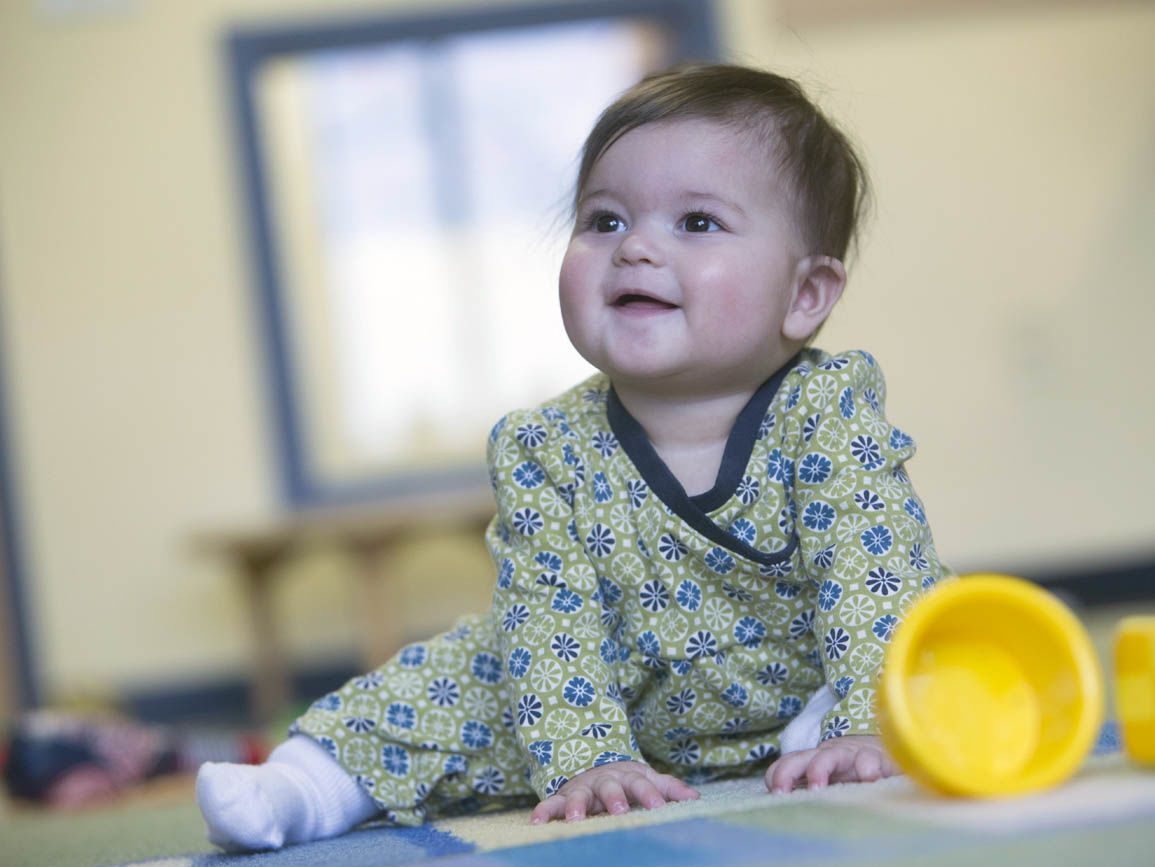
[109,729,1155,867]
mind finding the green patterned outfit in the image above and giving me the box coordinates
[292,349,947,825]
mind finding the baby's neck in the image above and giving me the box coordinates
[613,387,753,497]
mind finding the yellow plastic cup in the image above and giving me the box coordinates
[878,574,1103,797]
[1115,616,1155,766]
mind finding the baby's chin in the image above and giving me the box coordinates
[610,354,786,397]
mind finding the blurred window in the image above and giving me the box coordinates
[229,2,717,504]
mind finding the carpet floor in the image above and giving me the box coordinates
[3,728,1153,867]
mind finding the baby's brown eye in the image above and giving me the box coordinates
[593,214,624,233]
[682,213,718,232]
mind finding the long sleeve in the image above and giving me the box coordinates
[788,351,947,739]
[486,409,642,799]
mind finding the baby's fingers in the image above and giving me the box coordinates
[799,745,846,789]
[616,767,699,813]
[654,773,700,803]
[530,763,699,825]
[530,793,567,825]
[593,778,630,816]
[834,744,896,784]
[802,743,887,788]
[847,747,883,783]
[562,786,595,822]
[764,750,814,794]
[531,787,594,825]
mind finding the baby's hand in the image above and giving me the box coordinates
[765,735,897,794]
[530,760,699,824]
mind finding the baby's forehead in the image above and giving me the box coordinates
[635,112,781,150]
[595,114,786,173]
[582,115,796,196]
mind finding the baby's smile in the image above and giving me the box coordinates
[611,291,678,311]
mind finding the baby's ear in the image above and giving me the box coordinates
[782,255,847,342]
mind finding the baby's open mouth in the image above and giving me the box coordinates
[614,293,677,309]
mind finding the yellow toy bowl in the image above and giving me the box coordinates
[878,574,1103,797]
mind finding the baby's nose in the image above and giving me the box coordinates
[613,228,662,266]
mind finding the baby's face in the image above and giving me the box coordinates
[559,117,808,400]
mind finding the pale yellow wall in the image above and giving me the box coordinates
[732,1,1155,572]
[0,0,1151,704]
[0,0,480,702]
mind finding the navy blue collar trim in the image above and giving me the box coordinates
[606,356,800,567]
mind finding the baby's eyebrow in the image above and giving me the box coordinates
[576,189,615,208]
[575,189,747,218]
[678,191,746,216]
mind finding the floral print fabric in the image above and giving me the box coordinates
[292,349,947,822]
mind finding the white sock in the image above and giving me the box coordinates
[779,685,838,754]
[196,735,379,852]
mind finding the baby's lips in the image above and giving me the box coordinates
[610,289,678,308]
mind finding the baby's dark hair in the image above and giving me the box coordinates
[573,63,870,263]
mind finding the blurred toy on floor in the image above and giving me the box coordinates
[1,710,267,808]
[1115,616,1155,767]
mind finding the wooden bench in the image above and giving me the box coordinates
[198,486,495,723]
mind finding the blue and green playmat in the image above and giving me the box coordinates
[2,724,1152,867]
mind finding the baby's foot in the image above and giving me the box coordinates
[196,762,300,852]
[196,737,379,852]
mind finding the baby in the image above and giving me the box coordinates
[198,62,947,851]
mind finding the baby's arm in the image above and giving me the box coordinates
[783,353,947,780]
[765,735,897,793]
[530,761,699,824]
[486,410,650,819]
